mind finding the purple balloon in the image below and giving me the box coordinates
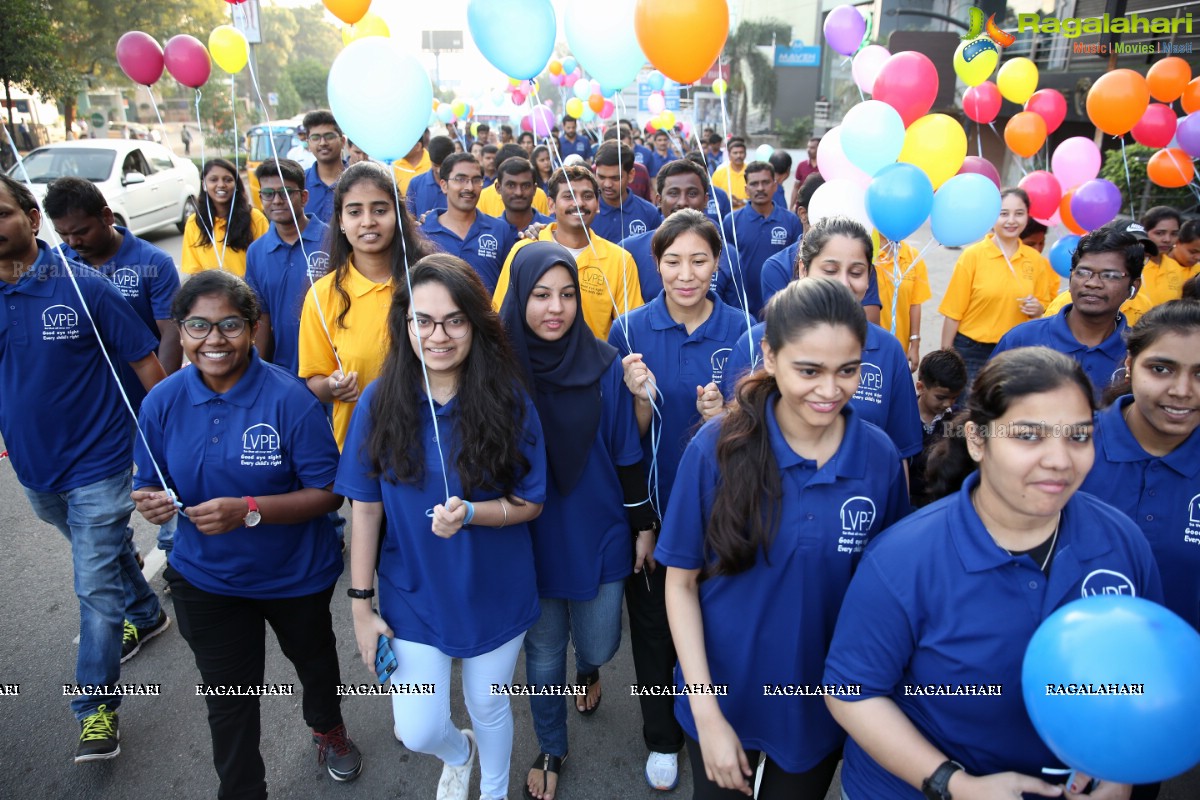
[956,156,1001,190]
[824,5,867,56]
[1070,179,1122,231]
[1177,113,1200,159]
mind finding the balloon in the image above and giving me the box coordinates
[580,105,596,123]
[634,0,729,85]
[1051,137,1102,191]
[823,5,867,57]
[451,100,468,118]
[588,94,604,113]
[851,45,890,94]
[549,60,563,76]
[997,57,1038,104]
[1177,113,1200,158]
[1022,596,1200,784]
[661,110,676,129]
[468,0,555,80]
[328,37,432,162]
[963,82,1001,125]
[840,100,905,178]
[1046,234,1081,277]
[807,178,870,231]
[565,97,584,118]
[1184,78,1200,115]
[115,31,164,86]
[646,70,665,91]
[162,35,211,89]
[1087,69,1150,136]
[1070,179,1122,231]
[1025,89,1066,134]
[816,126,871,189]
[956,156,1000,190]
[208,25,248,74]
[712,79,727,98]
[324,0,369,25]
[1004,111,1047,159]
[754,144,774,162]
[872,51,939,127]
[520,115,533,133]
[931,173,1002,247]
[1018,170,1062,221]
[953,38,998,87]
[590,79,602,95]
[573,79,592,100]
[511,90,526,105]
[341,12,389,45]
[561,57,577,75]
[1147,148,1195,188]
[866,163,933,241]
[1147,57,1192,103]
[529,103,556,137]
[647,92,665,115]
[436,103,455,124]
[1058,191,1085,235]
[1131,104,1178,149]
[898,114,966,190]
[562,71,579,88]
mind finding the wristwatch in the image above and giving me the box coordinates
[922,760,963,800]
[243,496,262,528]
[346,587,375,599]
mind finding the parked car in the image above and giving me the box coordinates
[11,139,200,236]
[106,121,155,141]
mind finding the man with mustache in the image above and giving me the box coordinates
[420,153,514,293]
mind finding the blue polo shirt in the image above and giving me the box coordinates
[406,170,446,218]
[620,229,734,302]
[421,210,515,293]
[244,215,331,374]
[592,190,661,244]
[1082,396,1200,630]
[499,210,553,245]
[559,134,592,161]
[706,151,724,175]
[759,242,882,314]
[705,185,732,226]
[134,352,342,598]
[633,144,654,169]
[824,471,1163,799]
[335,382,547,658]
[772,184,787,209]
[0,241,159,492]
[304,161,347,225]
[657,402,909,773]
[60,225,179,409]
[530,359,643,599]
[722,321,923,459]
[720,203,802,316]
[609,293,748,509]
[647,151,676,178]
[992,305,1129,402]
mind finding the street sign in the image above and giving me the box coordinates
[422,30,463,51]
[267,92,279,107]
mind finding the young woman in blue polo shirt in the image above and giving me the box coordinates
[131,271,361,798]
[659,278,910,799]
[337,254,547,800]
[499,241,657,800]
[824,347,1161,800]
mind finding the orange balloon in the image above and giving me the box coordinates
[1183,78,1200,115]
[1059,190,1085,235]
[1086,69,1150,136]
[1004,111,1047,158]
[323,0,370,25]
[1147,148,1195,188]
[634,0,729,85]
[1147,57,1192,103]
[588,94,604,113]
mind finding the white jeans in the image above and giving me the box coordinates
[389,633,525,799]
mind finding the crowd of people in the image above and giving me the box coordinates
[2,104,1198,800]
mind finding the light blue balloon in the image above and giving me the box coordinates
[328,38,432,163]
[931,173,1002,247]
[468,0,556,80]
[573,78,592,100]
[564,0,646,96]
[865,163,933,242]
[647,70,665,91]
[436,105,455,124]
[580,105,596,122]
[561,57,577,75]
[1047,234,1081,278]
[840,100,905,178]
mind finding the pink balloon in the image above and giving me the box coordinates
[816,126,870,189]
[1018,170,1063,220]
[872,51,939,127]
[529,103,555,137]
[520,115,533,133]
[563,72,579,88]
[599,100,615,119]
[956,156,1001,190]
[852,45,890,95]
[647,91,665,114]
[1132,103,1178,148]
[963,82,1001,124]
[511,90,526,105]
[1050,137,1102,191]
[163,35,211,89]
[549,73,564,86]
[1025,89,1067,134]
[115,31,164,86]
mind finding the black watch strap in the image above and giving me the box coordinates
[921,760,963,800]
[346,587,375,599]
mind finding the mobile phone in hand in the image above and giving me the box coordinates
[375,633,397,684]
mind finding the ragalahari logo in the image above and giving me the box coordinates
[961,7,1016,59]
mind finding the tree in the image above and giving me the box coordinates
[287,59,328,109]
[0,0,75,128]
[1099,143,1194,219]
[723,19,791,136]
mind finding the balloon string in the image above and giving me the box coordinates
[145,86,169,151]
[1118,136,1135,219]
[976,122,982,158]
[191,90,229,273]
[882,238,935,338]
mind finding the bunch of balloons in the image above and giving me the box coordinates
[116,31,212,89]
[435,99,475,125]
[507,77,540,107]
[548,58,584,89]
[565,76,610,122]
[340,12,389,46]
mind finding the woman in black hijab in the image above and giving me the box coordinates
[500,242,658,800]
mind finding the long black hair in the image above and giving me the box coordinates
[793,215,874,281]
[193,158,256,252]
[364,254,531,498]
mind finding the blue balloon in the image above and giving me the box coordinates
[646,70,665,91]
[865,163,933,242]
[328,38,432,163]
[564,0,647,95]
[560,57,577,76]
[1047,234,1081,277]
[930,173,1002,247]
[468,0,556,80]
[1023,595,1200,784]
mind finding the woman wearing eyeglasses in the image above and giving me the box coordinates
[131,271,363,799]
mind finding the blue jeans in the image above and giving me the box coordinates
[157,514,177,553]
[952,332,997,403]
[24,469,163,719]
[522,580,625,757]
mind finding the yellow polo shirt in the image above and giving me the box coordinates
[1139,254,1198,307]
[180,209,270,278]
[1043,288,1154,327]
[711,162,746,201]
[939,234,1060,344]
[493,225,644,339]
[392,149,431,198]
[477,183,550,217]
[298,262,393,449]
[875,239,931,345]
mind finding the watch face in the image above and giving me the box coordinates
[245,510,262,527]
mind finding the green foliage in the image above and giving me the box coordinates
[723,18,791,135]
[1100,143,1195,218]
[773,116,812,148]
[0,0,75,109]
[287,59,328,109]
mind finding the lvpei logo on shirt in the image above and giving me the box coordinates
[853,362,884,405]
[241,423,283,468]
[629,220,648,236]
[770,226,788,246]
[41,303,80,341]
[1080,569,1135,598]
[1184,494,1200,547]
[109,267,141,298]
[709,347,731,385]
[307,250,331,280]
[477,234,499,260]
[838,496,877,555]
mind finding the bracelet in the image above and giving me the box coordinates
[909,335,921,341]
[462,500,475,525]
[346,587,375,599]
[498,497,508,528]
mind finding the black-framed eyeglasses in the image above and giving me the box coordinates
[180,316,250,339]
[258,187,300,202]
[407,315,470,339]
[308,132,342,143]
[1071,267,1129,282]
[447,175,484,187]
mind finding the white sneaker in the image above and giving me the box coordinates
[645,750,679,791]
[436,728,476,800]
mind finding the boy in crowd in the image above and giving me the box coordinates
[909,349,967,507]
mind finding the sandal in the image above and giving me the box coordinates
[523,752,566,800]
[575,669,601,716]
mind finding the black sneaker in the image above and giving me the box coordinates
[75,705,119,763]
[313,723,363,782]
[120,610,171,663]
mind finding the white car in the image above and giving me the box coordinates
[11,139,201,236]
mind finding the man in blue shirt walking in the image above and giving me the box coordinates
[558,115,593,161]
[721,161,802,316]
[592,142,661,245]
[421,153,515,292]
[302,110,347,225]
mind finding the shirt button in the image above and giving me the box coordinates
[805,513,814,520]
[1146,515,1154,521]
[213,418,220,424]
[211,437,219,443]
[1148,490,1156,497]
[1028,580,1038,589]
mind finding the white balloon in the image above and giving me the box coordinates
[754,144,775,162]
[840,100,905,177]
[852,45,891,94]
[807,178,871,231]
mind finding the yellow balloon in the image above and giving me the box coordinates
[997,57,1038,104]
[712,78,727,98]
[898,114,967,189]
[565,97,584,118]
[953,38,997,87]
[208,25,248,74]
[341,12,390,46]
[661,110,676,129]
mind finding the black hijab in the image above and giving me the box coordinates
[500,241,618,495]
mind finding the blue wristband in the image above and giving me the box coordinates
[462,500,475,525]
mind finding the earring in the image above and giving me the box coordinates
[340,227,345,233]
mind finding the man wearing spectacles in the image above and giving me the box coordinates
[994,226,1146,402]
[420,153,515,293]
[301,109,347,225]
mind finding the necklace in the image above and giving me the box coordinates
[972,493,1061,571]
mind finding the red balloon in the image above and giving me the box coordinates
[957,155,1001,190]
[873,51,939,127]
[115,31,164,86]
[1025,89,1067,134]
[163,35,211,89]
[963,82,1001,125]
[1018,170,1063,221]
[1131,103,1179,148]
